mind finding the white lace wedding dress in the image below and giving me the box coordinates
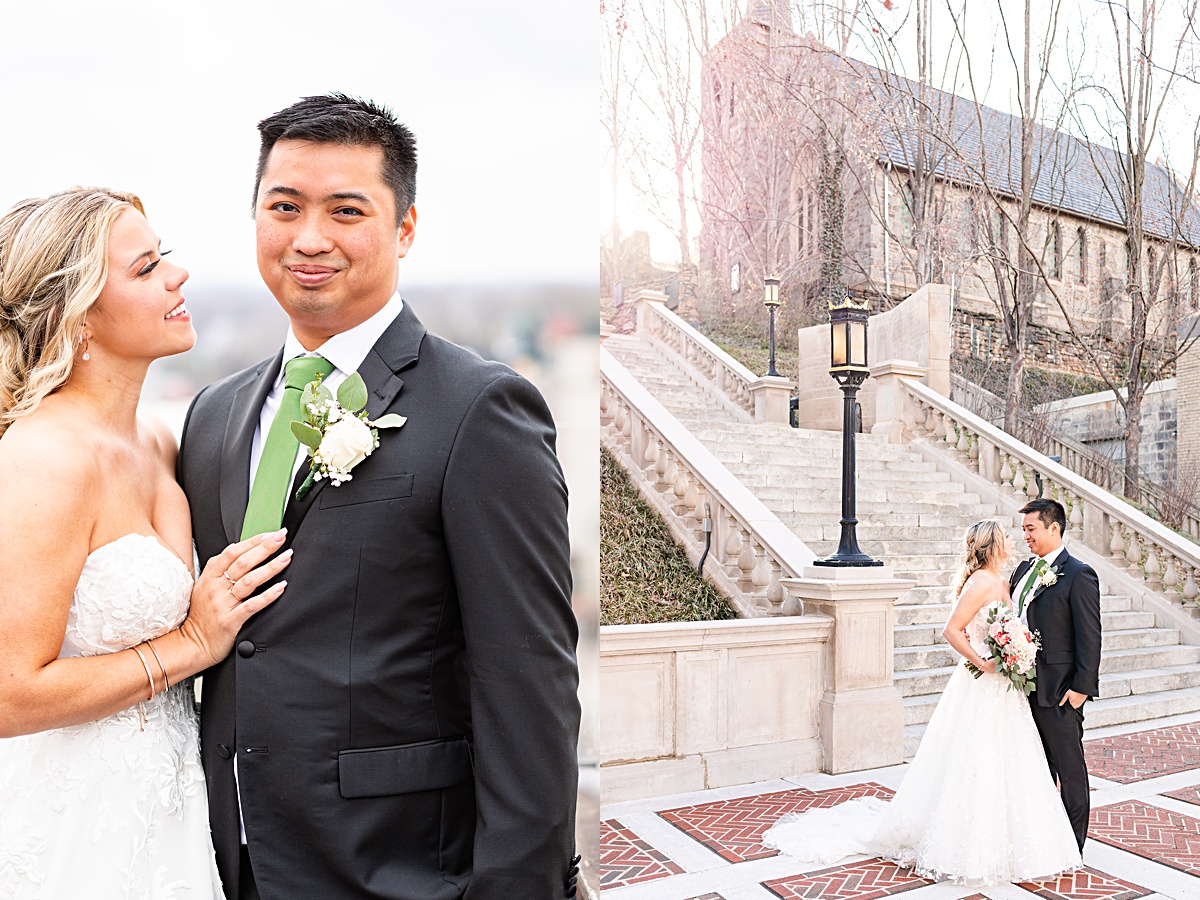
[764,600,1082,886]
[0,534,223,899]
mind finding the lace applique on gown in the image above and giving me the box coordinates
[0,534,223,899]
[763,600,1082,887]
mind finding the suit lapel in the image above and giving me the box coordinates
[1029,551,1069,605]
[279,303,426,535]
[220,350,284,545]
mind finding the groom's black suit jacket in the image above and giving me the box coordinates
[177,303,580,900]
[1009,550,1102,708]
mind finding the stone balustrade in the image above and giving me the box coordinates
[634,290,793,424]
[903,379,1200,611]
[1040,433,1200,544]
[601,346,815,617]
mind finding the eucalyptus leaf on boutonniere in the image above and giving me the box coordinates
[289,371,407,500]
[1036,566,1059,589]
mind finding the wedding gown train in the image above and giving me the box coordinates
[0,534,223,899]
[763,600,1082,886]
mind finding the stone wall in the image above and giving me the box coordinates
[1039,380,1177,483]
[1178,314,1200,482]
[795,283,952,430]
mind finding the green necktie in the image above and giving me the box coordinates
[1015,558,1046,616]
[242,355,335,539]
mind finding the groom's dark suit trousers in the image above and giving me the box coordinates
[1029,694,1089,851]
[238,847,260,900]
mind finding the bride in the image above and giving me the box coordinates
[764,519,1082,886]
[0,188,292,897]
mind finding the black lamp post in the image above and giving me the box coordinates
[814,295,883,567]
[763,276,781,377]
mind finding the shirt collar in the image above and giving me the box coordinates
[275,292,404,386]
[1039,545,1065,567]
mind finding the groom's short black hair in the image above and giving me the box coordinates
[252,93,417,224]
[1020,498,1066,536]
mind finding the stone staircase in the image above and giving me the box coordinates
[607,333,1200,756]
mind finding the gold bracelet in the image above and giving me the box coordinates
[132,645,157,701]
[146,639,170,690]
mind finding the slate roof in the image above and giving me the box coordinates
[849,60,1200,246]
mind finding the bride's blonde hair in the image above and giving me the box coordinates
[0,187,144,437]
[952,519,1009,598]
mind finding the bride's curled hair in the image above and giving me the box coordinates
[951,519,1009,598]
[0,187,143,436]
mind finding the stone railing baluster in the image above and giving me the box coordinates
[900,378,1200,609]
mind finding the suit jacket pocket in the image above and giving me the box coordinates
[1043,651,1074,665]
[338,736,472,799]
[320,473,414,509]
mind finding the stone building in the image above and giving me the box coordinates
[699,2,1200,379]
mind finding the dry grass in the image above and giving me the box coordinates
[600,447,739,625]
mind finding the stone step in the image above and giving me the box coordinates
[1100,644,1200,673]
[720,469,956,489]
[1102,628,1179,652]
[900,664,1200,729]
[1099,664,1200,699]
[796,540,964,561]
[891,613,1158,649]
[780,521,971,540]
[709,454,946,476]
[1084,686,1200,729]
[751,485,977,505]
[895,603,953,625]
[894,629,1182,672]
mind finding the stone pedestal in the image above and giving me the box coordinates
[749,375,794,424]
[782,566,913,773]
[633,289,669,333]
[869,360,926,443]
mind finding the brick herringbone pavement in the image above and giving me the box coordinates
[600,819,684,889]
[1016,866,1151,900]
[761,859,931,899]
[657,783,894,863]
[1090,800,1200,875]
[1162,784,1200,807]
[1084,724,1200,784]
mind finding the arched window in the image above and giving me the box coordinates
[997,207,1008,255]
[1077,228,1087,284]
[797,190,808,254]
[1190,258,1198,309]
[1047,221,1062,279]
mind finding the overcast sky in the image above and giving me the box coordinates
[1,0,594,290]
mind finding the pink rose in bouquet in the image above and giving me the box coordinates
[966,607,1041,695]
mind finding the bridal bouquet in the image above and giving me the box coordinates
[964,607,1040,695]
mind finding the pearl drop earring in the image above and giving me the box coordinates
[80,332,90,361]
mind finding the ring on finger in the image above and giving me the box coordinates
[223,570,237,585]
[228,584,242,601]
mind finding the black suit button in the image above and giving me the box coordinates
[216,744,231,759]
[565,885,576,898]
[236,640,256,658]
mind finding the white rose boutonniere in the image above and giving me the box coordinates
[1037,567,1058,588]
[290,372,406,499]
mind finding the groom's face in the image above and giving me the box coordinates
[1022,512,1062,558]
[255,139,417,347]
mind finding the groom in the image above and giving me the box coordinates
[177,94,581,899]
[1010,498,1101,852]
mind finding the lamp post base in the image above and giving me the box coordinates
[813,554,885,567]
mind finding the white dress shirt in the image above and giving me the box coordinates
[1015,544,1065,626]
[237,291,404,844]
[248,291,405,487]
